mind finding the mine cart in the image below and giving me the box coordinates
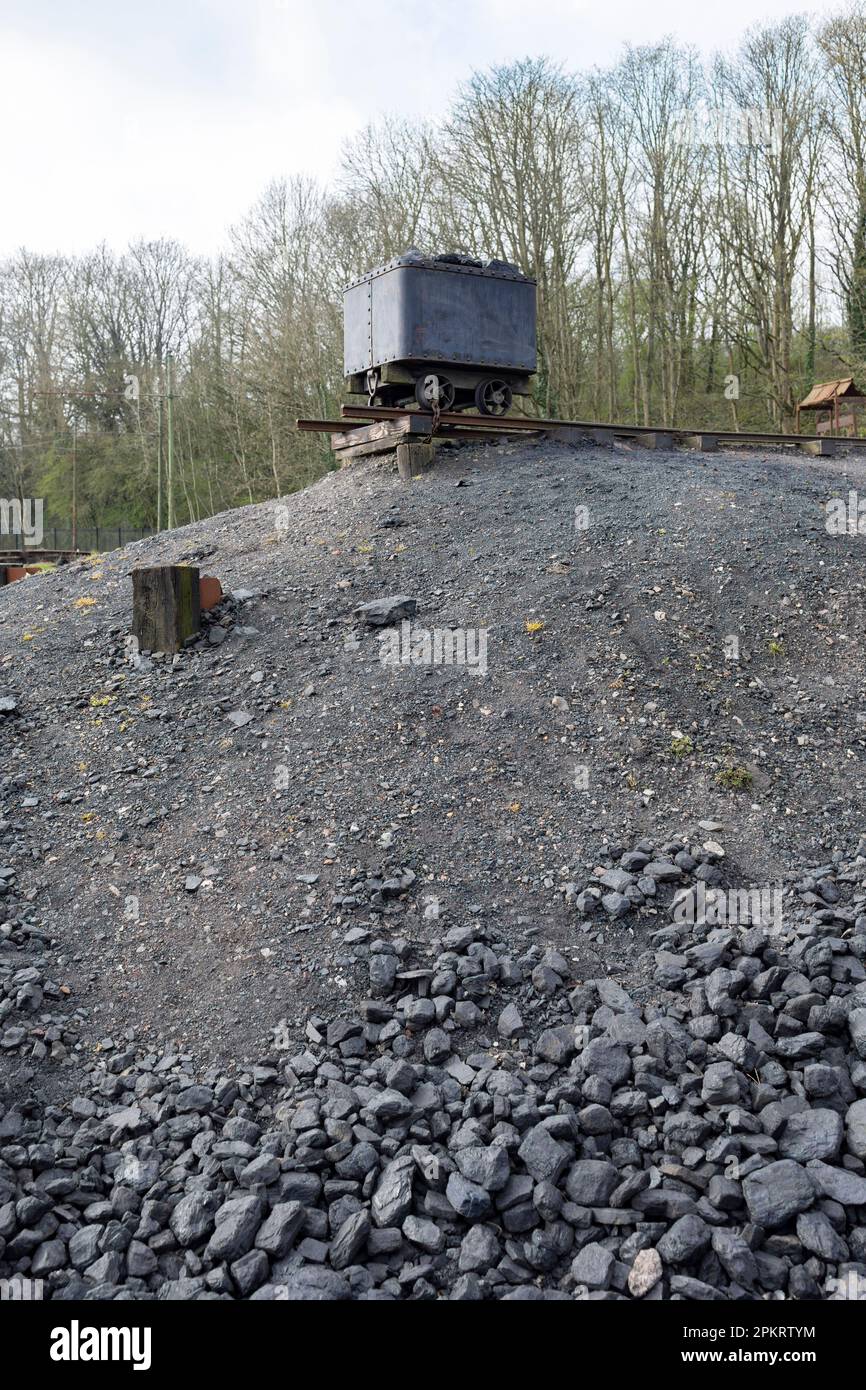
[343,249,537,416]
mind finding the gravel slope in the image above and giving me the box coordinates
[2,436,866,1065]
[2,435,866,1302]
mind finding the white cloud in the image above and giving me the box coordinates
[0,0,842,257]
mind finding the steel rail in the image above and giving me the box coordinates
[296,416,534,435]
[336,403,866,445]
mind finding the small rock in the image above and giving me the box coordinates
[627,1247,662,1297]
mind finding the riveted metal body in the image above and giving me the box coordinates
[343,253,537,393]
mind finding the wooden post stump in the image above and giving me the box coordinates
[396,441,435,481]
[132,565,200,653]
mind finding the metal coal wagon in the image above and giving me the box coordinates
[343,249,536,416]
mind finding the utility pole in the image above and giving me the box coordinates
[71,425,77,550]
[166,353,175,530]
[156,393,163,533]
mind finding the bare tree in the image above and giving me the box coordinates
[712,18,826,427]
[441,58,587,414]
[817,3,866,363]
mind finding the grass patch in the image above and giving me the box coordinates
[715,764,753,791]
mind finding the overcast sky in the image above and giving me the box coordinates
[0,0,841,258]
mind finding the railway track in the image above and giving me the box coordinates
[0,549,85,564]
[297,405,866,460]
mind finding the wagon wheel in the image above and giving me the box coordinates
[414,374,455,412]
[474,378,512,417]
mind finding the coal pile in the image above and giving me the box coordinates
[2,836,865,1301]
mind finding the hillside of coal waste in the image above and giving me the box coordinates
[2,435,866,1300]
